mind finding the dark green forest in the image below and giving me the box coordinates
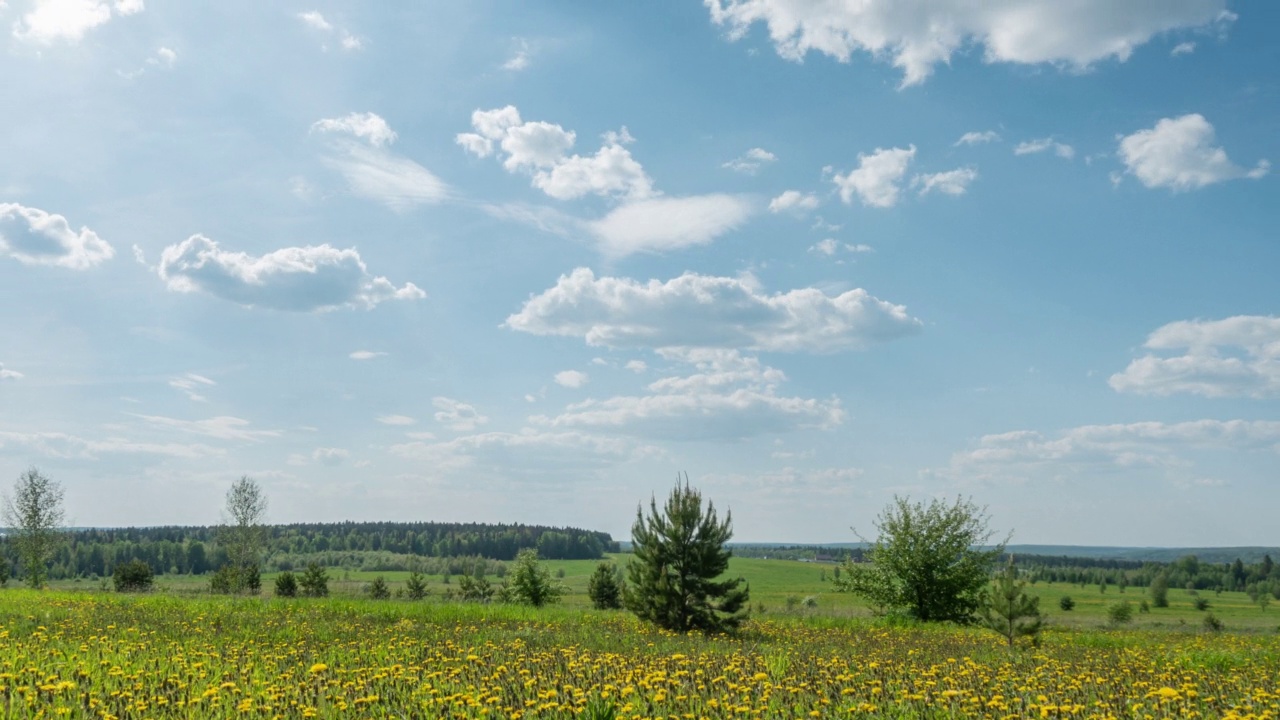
[0,521,618,580]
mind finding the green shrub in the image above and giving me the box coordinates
[112,560,154,593]
[299,562,329,598]
[368,576,390,600]
[275,571,297,598]
[405,571,428,600]
[587,562,623,610]
[1203,613,1224,633]
[1193,597,1210,611]
[1058,596,1075,611]
[1108,600,1134,626]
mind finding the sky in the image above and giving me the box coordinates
[1,1,1277,547]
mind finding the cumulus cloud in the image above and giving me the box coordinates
[625,360,648,373]
[705,0,1231,87]
[913,167,978,196]
[586,194,755,257]
[1014,138,1075,159]
[955,130,1000,146]
[349,350,387,360]
[532,349,843,440]
[832,145,915,207]
[0,363,23,381]
[723,147,777,174]
[156,234,424,312]
[1117,114,1268,191]
[297,10,361,51]
[457,106,654,201]
[0,203,114,269]
[506,267,921,353]
[768,190,820,213]
[554,370,589,388]
[12,0,143,44]
[953,419,1280,472]
[312,447,349,466]
[1109,316,1280,398]
[312,112,448,209]
[433,397,489,432]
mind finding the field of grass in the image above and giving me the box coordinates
[2,588,1279,719]
[53,555,1278,633]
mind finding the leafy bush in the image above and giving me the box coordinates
[209,565,259,595]
[505,549,564,607]
[112,559,154,593]
[1203,613,1224,633]
[1108,600,1134,626]
[275,571,298,598]
[1193,597,1211,611]
[1058,596,1075,611]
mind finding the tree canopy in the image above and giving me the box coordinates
[625,481,749,633]
[836,496,1004,623]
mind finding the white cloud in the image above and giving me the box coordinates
[349,350,387,360]
[625,360,648,373]
[768,190,820,213]
[0,203,115,269]
[953,419,1280,471]
[0,363,23,381]
[13,0,142,44]
[1117,114,1269,191]
[0,430,219,460]
[506,267,921,353]
[913,167,978,196]
[313,112,448,209]
[389,429,639,477]
[1109,316,1280,398]
[809,239,872,257]
[554,370,589,388]
[1171,41,1196,56]
[297,11,361,51]
[169,373,215,402]
[131,414,280,442]
[157,234,424,312]
[532,349,843,440]
[312,447,349,466]
[312,112,397,147]
[503,39,531,70]
[458,106,654,201]
[832,145,915,207]
[1014,138,1075,159]
[723,147,777,174]
[955,130,1000,146]
[705,0,1231,87]
[377,414,416,426]
[587,194,754,257]
[433,397,489,431]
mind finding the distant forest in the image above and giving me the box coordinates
[0,521,619,581]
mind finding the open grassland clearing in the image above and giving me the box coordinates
[54,555,1280,632]
[3,590,1280,719]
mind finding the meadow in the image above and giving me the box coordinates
[7,555,1277,719]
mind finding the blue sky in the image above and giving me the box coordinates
[1,0,1277,545]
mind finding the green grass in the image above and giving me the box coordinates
[46,555,1280,632]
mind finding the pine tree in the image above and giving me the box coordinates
[299,562,329,597]
[588,561,624,609]
[368,576,390,600]
[405,571,428,600]
[275,570,298,597]
[978,559,1046,647]
[625,479,749,633]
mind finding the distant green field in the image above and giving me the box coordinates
[48,553,1280,632]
